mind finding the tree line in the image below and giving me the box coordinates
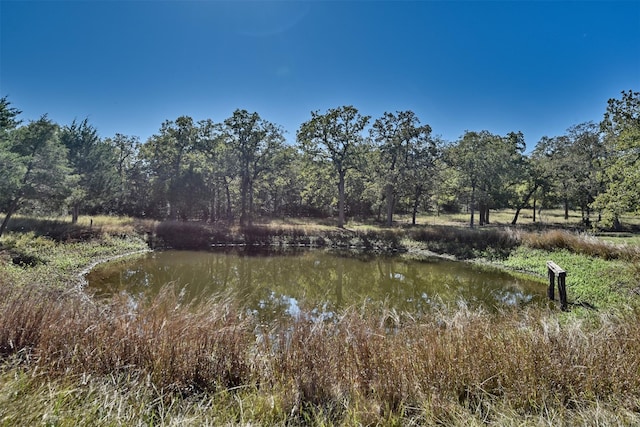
[1,90,638,237]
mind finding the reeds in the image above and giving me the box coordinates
[521,229,640,261]
[2,282,640,424]
[408,226,520,259]
[153,221,404,251]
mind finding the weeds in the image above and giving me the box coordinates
[153,221,405,251]
[407,226,520,259]
[521,229,640,261]
[2,279,640,425]
[1,216,640,424]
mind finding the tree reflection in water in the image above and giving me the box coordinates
[86,248,545,322]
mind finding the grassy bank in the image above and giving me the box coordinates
[1,214,640,425]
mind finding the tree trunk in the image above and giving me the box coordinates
[240,174,250,227]
[533,198,537,223]
[224,179,232,220]
[469,184,476,228]
[485,206,490,225]
[512,207,522,225]
[613,215,622,231]
[272,188,280,217]
[248,183,254,227]
[213,188,219,221]
[0,198,21,238]
[512,185,538,225]
[411,185,422,226]
[337,170,346,228]
[385,183,394,227]
[479,203,485,226]
[71,204,80,224]
[564,199,569,220]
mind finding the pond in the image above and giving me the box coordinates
[86,249,546,320]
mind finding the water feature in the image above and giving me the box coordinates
[86,249,545,320]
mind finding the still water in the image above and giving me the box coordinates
[86,249,545,319]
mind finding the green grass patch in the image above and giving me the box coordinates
[501,246,636,311]
[0,231,148,289]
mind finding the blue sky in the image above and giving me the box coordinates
[1,1,639,149]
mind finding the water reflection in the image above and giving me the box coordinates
[86,249,545,321]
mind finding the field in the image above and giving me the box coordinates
[1,210,639,425]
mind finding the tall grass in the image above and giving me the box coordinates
[1,214,155,241]
[153,221,405,251]
[521,229,640,261]
[407,226,520,259]
[2,281,640,424]
[3,215,640,423]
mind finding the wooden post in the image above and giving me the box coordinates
[546,261,568,311]
[547,265,555,301]
[558,273,568,311]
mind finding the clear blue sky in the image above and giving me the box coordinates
[1,1,639,149]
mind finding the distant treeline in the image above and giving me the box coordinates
[1,90,638,236]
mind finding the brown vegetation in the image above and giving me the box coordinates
[2,281,640,423]
[521,229,640,261]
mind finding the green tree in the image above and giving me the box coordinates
[594,89,640,228]
[0,96,22,131]
[104,133,142,215]
[0,97,23,219]
[533,123,604,225]
[140,116,201,219]
[405,135,441,225]
[0,116,71,237]
[566,122,604,224]
[371,111,434,226]
[192,119,229,222]
[510,141,555,225]
[297,149,336,218]
[60,119,120,223]
[221,110,286,226]
[297,106,370,228]
[449,130,525,227]
[253,145,298,217]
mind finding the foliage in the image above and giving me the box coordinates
[2,92,640,228]
[298,106,370,228]
[222,109,287,226]
[0,96,22,131]
[594,90,640,228]
[60,119,121,222]
[371,110,435,226]
[446,130,526,228]
[0,116,72,237]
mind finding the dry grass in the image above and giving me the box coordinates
[521,229,640,261]
[2,281,640,424]
[2,213,640,423]
[407,226,520,259]
[1,214,156,242]
[153,220,405,251]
